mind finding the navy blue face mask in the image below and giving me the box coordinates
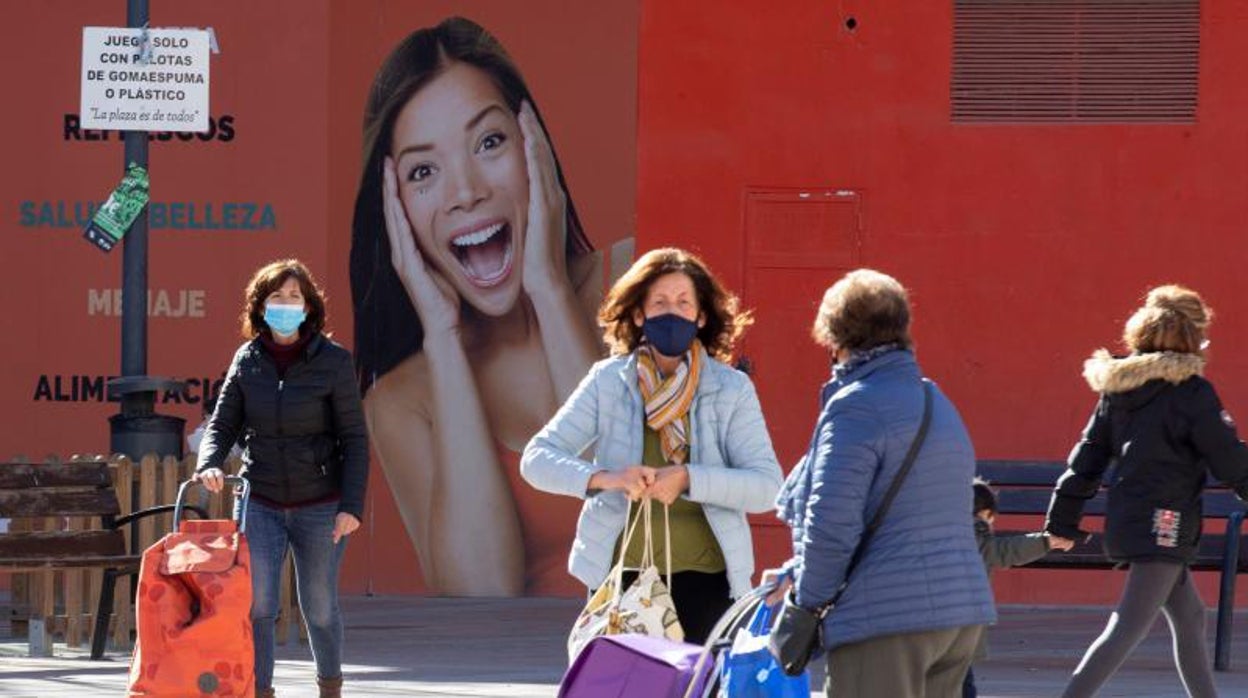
[642,313,700,357]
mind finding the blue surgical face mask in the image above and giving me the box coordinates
[642,313,699,357]
[264,303,306,337]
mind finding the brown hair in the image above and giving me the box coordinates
[598,248,751,361]
[241,259,327,339]
[973,476,997,515]
[812,269,913,352]
[1122,284,1210,354]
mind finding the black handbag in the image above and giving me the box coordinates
[769,382,934,676]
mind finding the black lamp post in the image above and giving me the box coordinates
[107,0,185,460]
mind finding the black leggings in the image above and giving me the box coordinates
[1062,561,1216,698]
[620,570,733,645]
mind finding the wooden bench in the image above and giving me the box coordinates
[0,459,202,658]
[977,460,1247,672]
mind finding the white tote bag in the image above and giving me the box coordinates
[566,499,685,661]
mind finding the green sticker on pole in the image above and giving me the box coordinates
[83,163,150,252]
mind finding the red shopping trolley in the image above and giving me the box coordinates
[127,476,254,697]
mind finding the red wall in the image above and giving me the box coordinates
[4,1,1244,606]
[637,0,1248,605]
[0,1,638,598]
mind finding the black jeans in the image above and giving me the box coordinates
[620,569,732,644]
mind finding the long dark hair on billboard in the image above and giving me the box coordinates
[350,16,593,390]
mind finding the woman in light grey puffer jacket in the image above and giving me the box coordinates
[522,248,782,642]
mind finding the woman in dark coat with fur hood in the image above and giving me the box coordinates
[1047,285,1248,698]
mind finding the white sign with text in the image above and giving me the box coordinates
[80,27,210,132]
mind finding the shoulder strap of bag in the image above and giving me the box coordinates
[609,499,649,601]
[637,498,675,591]
[819,381,934,616]
[609,499,675,603]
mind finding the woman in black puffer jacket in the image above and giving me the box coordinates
[1047,285,1248,698]
[196,259,368,698]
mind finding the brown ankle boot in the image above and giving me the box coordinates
[257,689,276,698]
[317,676,343,698]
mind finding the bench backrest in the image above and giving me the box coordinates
[976,460,1247,519]
[0,461,126,562]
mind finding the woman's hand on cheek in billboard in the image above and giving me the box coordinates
[518,100,569,300]
[384,157,461,336]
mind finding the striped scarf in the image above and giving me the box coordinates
[636,341,703,465]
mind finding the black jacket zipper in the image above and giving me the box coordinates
[277,375,288,501]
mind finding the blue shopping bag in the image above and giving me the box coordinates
[720,601,811,697]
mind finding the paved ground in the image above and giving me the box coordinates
[1,596,1246,697]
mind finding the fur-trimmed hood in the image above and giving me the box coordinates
[1082,349,1205,394]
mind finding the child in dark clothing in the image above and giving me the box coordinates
[964,477,1074,698]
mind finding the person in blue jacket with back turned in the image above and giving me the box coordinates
[768,269,995,698]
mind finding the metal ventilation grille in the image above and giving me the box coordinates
[952,0,1199,123]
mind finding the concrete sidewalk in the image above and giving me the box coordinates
[1,596,1246,697]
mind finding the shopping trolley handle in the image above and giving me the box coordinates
[174,476,251,533]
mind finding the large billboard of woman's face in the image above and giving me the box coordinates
[341,6,637,596]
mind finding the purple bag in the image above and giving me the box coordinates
[558,634,713,698]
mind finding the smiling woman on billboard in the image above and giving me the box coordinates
[349,16,613,595]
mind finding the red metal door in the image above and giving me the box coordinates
[738,188,863,570]
[740,189,863,468]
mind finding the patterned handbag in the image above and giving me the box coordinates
[567,499,685,661]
